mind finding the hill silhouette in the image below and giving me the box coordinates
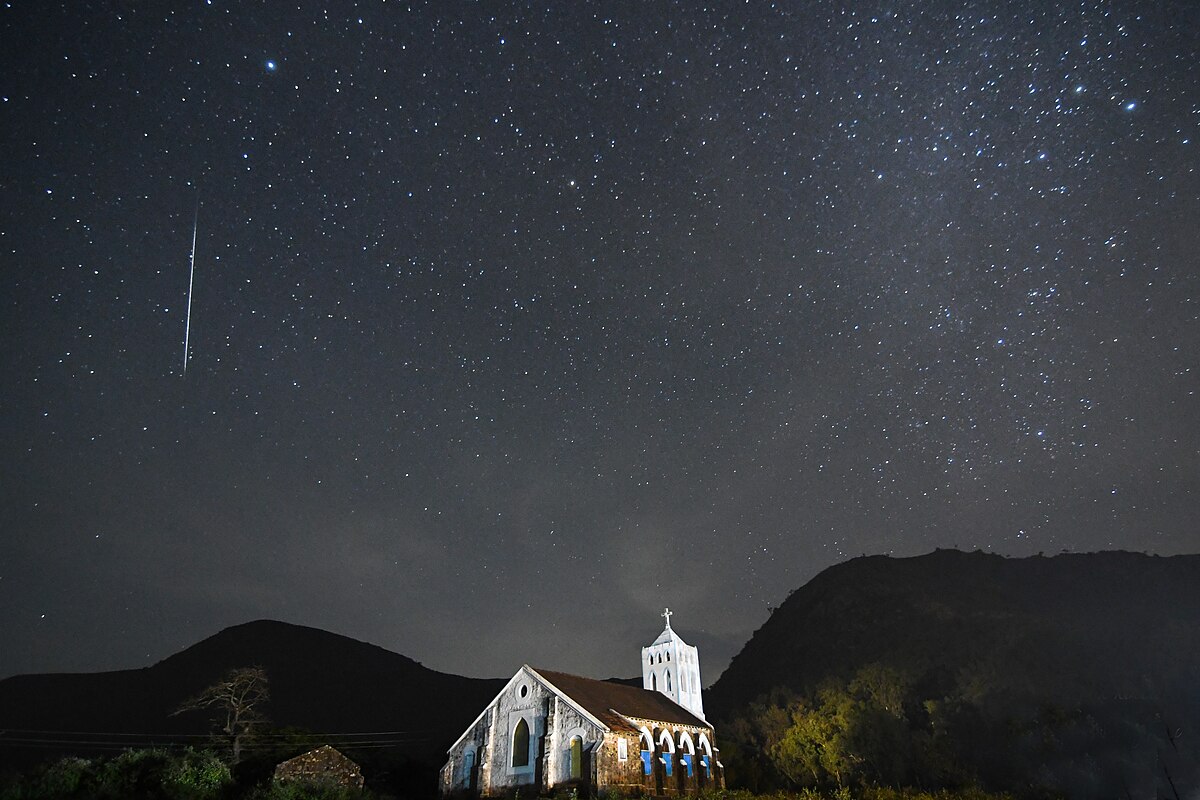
[706,549,1200,796]
[709,549,1200,717]
[0,619,505,765]
[4,551,1199,796]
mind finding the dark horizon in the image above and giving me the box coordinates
[3,547,1195,685]
[2,1,1197,683]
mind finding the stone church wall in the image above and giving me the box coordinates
[442,669,608,797]
[593,732,649,794]
[441,666,724,798]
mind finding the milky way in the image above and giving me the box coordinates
[1,1,1196,681]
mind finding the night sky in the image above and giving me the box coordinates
[2,1,1197,683]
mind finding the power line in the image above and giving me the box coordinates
[0,728,435,738]
[0,728,436,753]
[0,738,428,749]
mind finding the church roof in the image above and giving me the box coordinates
[650,624,687,646]
[531,667,710,733]
[647,609,689,647]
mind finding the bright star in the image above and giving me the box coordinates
[265,60,277,72]
[1123,100,1137,111]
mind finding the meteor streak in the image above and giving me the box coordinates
[182,199,198,376]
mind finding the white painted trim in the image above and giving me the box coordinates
[446,666,535,753]
[506,712,536,775]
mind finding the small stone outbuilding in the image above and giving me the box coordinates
[275,745,365,790]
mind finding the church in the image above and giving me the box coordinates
[440,610,724,797]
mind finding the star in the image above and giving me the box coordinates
[0,0,1195,688]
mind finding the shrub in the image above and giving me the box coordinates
[162,749,232,799]
[244,779,375,800]
[37,756,96,798]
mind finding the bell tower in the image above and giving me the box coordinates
[641,608,705,720]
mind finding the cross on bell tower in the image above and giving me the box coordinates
[662,607,673,629]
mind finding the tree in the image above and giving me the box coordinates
[770,685,858,788]
[175,666,270,764]
[722,688,797,791]
[767,664,915,790]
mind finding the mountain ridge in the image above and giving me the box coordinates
[0,618,507,765]
[4,549,1199,795]
[709,548,1200,718]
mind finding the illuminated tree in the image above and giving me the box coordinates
[174,666,270,764]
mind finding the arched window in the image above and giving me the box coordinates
[639,728,654,776]
[657,729,676,776]
[570,736,583,779]
[677,734,695,778]
[666,671,672,692]
[512,718,530,767]
[666,651,671,661]
[651,673,658,690]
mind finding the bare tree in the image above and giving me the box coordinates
[174,666,270,763]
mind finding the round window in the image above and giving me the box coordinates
[519,684,529,698]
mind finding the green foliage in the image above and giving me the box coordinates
[0,757,95,800]
[687,789,1011,800]
[541,789,1014,800]
[719,688,796,792]
[244,780,375,800]
[760,665,915,790]
[93,748,175,798]
[723,664,1011,792]
[35,756,94,798]
[162,748,233,799]
[857,789,1014,800]
[722,658,1200,798]
[0,749,231,800]
[770,695,839,787]
[684,788,1011,800]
